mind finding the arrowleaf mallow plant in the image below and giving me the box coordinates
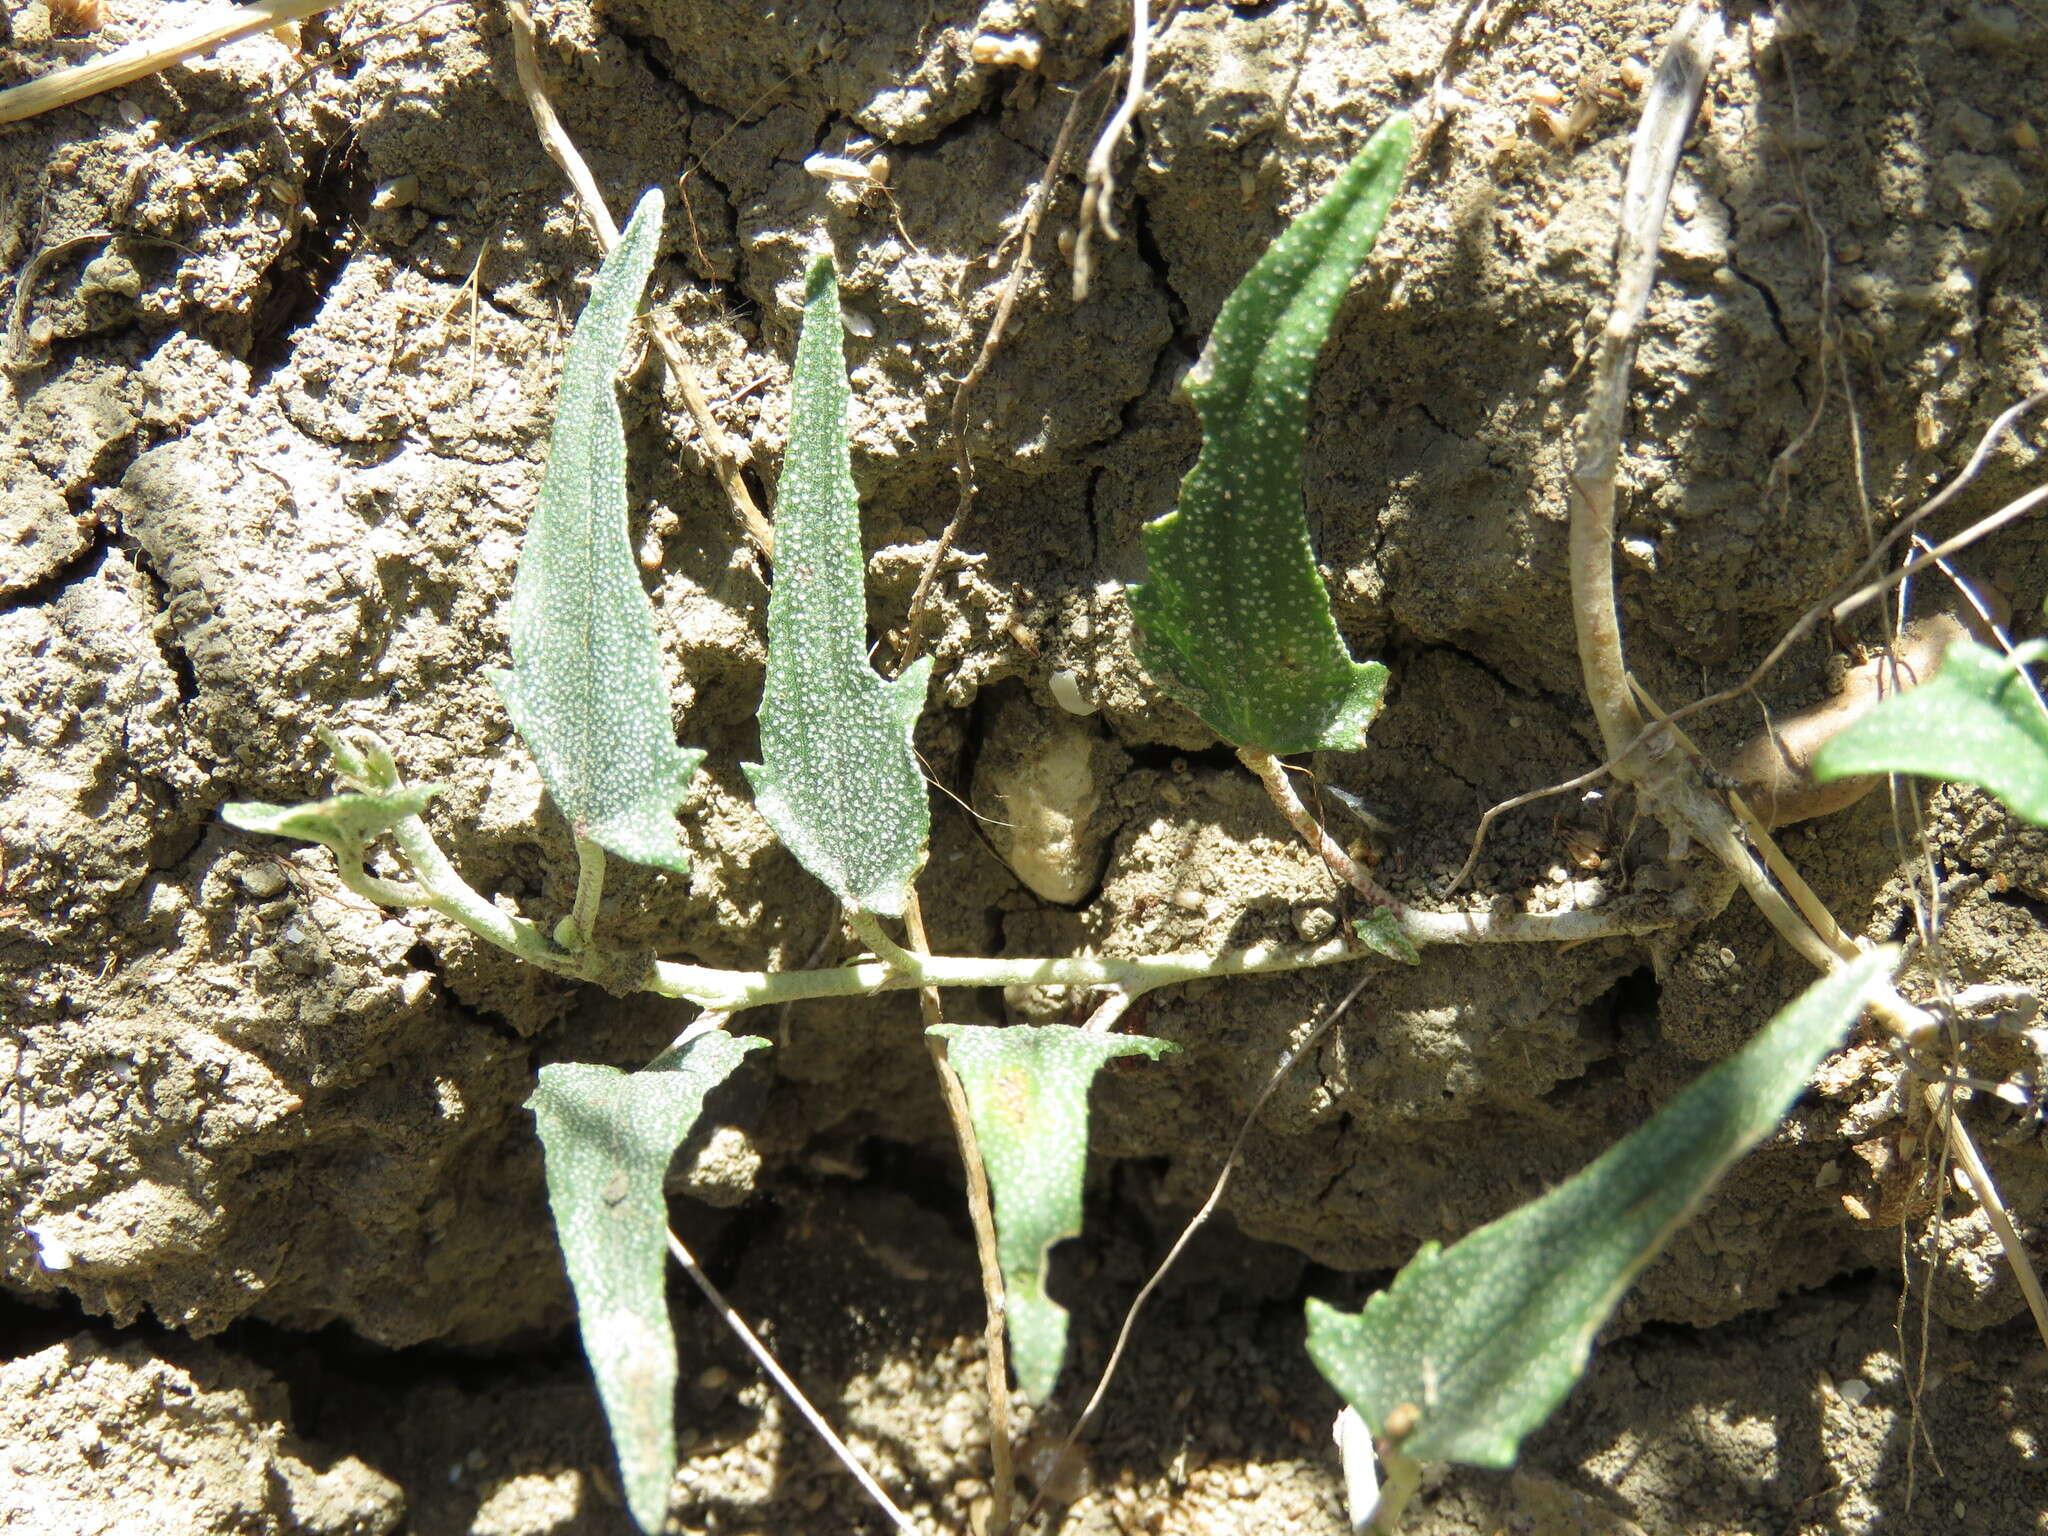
[1127,112,1408,758]
[489,192,703,890]
[221,111,1911,1535]
[744,255,933,916]
[1304,949,1896,1529]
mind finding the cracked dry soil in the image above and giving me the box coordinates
[4,1,2048,1532]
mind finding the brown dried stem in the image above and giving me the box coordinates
[1070,0,1160,301]
[893,76,1100,671]
[502,0,773,556]
[1238,747,1400,911]
[0,0,341,125]
[1451,386,2048,894]
[903,892,1015,1533]
[1564,2,2042,1353]
[1569,2,1720,765]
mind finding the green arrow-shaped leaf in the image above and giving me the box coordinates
[1813,638,2048,825]
[1304,947,1896,1468]
[743,256,932,916]
[1128,113,1412,755]
[928,1024,1179,1401]
[527,1031,770,1535]
[222,784,442,853]
[489,190,704,873]
[1354,908,1420,966]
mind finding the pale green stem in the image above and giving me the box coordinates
[1399,892,1698,946]
[645,938,1350,1011]
[845,906,918,972]
[1368,1448,1424,1535]
[1238,746,1399,909]
[336,782,1699,1012]
[566,835,606,949]
[1082,990,1134,1033]
[385,813,577,976]
[331,846,431,910]
[642,888,1697,1011]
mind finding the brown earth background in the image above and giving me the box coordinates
[4,0,2048,1532]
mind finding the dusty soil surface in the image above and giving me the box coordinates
[3,0,2047,1532]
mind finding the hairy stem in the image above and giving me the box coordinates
[330,847,431,911]
[845,906,919,972]
[385,813,576,976]
[566,835,606,949]
[337,772,1700,1009]
[1238,747,1399,910]
[902,893,1015,1530]
[645,888,1700,1011]
[1369,1447,1424,1534]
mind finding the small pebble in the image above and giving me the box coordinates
[238,864,288,899]
[29,1227,73,1271]
[1291,903,1336,943]
[971,33,1042,68]
[371,174,418,210]
[1048,668,1097,716]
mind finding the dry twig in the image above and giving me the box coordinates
[1560,3,2046,1358]
[903,893,1015,1534]
[1568,2,1720,763]
[665,1225,918,1533]
[892,77,1100,671]
[1070,0,1157,301]
[501,0,773,555]
[1015,974,1374,1535]
[1450,369,2048,898]
[0,0,343,125]
[4,229,115,369]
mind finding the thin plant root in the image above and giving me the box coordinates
[893,75,1100,671]
[904,893,1014,1533]
[1015,973,1375,1534]
[667,1226,918,1532]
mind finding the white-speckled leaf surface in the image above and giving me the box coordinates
[1128,115,1411,755]
[1813,638,2048,825]
[1354,909,1419,965]
[527,1033,769,1534]
[489,191,704,873]
[928,1024,1178,1402]
[743,257,932,916]
[1304,948,1895,1468]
